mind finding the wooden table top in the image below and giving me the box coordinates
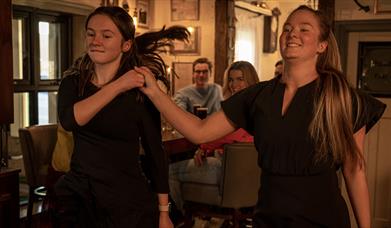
[162,130,198,157]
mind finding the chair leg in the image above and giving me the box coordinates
[232,209,241,228]
[183,203,194,228]
[26,189,34,228]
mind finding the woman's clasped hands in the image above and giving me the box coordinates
[135,66,160,95]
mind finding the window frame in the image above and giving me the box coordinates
[12,5,72,125]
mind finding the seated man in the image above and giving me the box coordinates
[169,61,259,222]
[174,57,223,115]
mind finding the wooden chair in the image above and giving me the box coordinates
[181,143,261,228]
[19,124,58,227]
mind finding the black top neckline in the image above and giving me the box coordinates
[275,75,319,91]
[274,76,318,118]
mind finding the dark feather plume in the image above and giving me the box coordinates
[134,26,190,90]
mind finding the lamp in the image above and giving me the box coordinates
[251,1,269,10]
[235,1,272,16]
[133,8,138,29]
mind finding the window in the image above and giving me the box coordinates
[234,7,263,75]
[11,6,71,136]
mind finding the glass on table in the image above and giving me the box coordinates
[195,107,208,119]
[192,104,201,114]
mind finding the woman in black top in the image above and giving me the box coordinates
[137,5,386,228]
[56,6,188,228]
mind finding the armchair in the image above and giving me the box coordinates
[181,142,261,227]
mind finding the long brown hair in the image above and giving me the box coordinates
[76,6,189,98]
[289,6,363,167]
[222,61,259,99]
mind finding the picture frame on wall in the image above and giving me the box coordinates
[263,8,280,53]
[137,0,150,28]
[170,27,200,55]
[374,0,391,14]
[171,62,193,94]
[171,0,199,21]
[357,41,391,97]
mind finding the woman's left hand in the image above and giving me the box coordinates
[159,211,174,228]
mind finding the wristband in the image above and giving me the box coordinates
[158,203,171,212]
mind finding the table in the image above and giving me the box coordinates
[162,130,198,162]
[0,168,20,228]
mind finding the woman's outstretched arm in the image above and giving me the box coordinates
[137,66,236,144]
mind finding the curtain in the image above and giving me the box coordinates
[234,8,264,75]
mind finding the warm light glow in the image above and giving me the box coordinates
[235,40,255,66]
[133,8,138,29]
[187,26,194,34]
[133,16,138,28]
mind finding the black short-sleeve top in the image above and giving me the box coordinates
[57,74,168,210]
[221,76,386,226]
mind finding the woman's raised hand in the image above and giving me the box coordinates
[135,66,162,97]
[115,69,145,92]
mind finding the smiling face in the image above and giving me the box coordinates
[279,9,327,64]
[85,14,131,66]
[193,63,210,88]
[228,69,248,94]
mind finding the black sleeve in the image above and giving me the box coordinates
[57,75,80,131]
[221,82,267,135]
[138,96,169,193]
[353,90,386,133]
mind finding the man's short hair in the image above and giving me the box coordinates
[193,58,213,72]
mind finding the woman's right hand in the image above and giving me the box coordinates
[135,66,162,98]
[193,149,206,166]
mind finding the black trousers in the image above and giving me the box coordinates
[54,176,159,228]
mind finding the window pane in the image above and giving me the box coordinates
[38,91,58,124]
[12,18,24,80]
[39,21,60,80]
[10,93,30,137]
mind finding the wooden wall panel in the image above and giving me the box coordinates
[0,0,14,124]
[214,0,235,86]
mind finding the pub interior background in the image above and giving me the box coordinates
[0,0,390,227]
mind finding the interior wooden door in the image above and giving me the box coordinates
[342,31,391,228]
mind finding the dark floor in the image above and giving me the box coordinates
[11,157,226,228]
[19,201,46,228]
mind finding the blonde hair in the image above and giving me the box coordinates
[290,6,363,167]
[222,61,260,99]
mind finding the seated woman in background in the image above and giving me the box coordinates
[169,61,259,214]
